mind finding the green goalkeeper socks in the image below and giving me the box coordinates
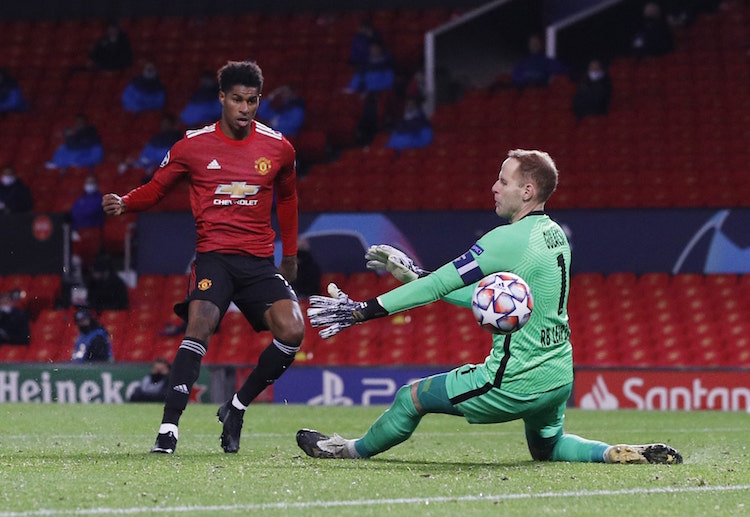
[355,384,422,458]
[550,433,609,463]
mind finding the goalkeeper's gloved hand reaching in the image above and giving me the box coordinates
[364,244,430,283]
[307,283,388,338]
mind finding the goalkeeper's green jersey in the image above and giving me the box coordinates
[378,211,573,395]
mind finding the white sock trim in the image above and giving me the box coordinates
[159,423,178,439]
[346,439,361,459]
[232,393,247,411]
[273,338,300,356]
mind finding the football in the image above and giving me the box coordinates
[471,272,534,334]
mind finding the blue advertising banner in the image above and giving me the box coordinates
[135,208,750,276]
[273,366,447,406]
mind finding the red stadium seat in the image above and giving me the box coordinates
[25,341,63,363]
[97,310,131,345]
[345,272,380,299]
[0,345,28,362]
[637,272,670,288]
[605,272,637,288]
[102,215,136,257]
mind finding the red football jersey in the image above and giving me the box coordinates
[122,121,298,258]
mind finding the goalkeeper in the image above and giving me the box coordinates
[297,149,682,465]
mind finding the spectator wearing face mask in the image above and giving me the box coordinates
[0,68,29,113]
[631,2,674,58]
[511,34,568,90]
[256,85,306,137]
[385,99,434,152]
[70,308,113,362]
[0,291,30,345]
[70,176,105,270]
[0,165,33,214]
[572,58,613,121]
[129,358,171,402]
[121,61,166,113]
[88,20,133,71]
[45,114,103,172]
[180,71,222,128]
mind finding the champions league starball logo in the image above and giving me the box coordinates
[673,210,750,274]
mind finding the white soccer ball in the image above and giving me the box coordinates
[471,272,534,334]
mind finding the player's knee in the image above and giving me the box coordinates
[525,429,560,462]
[272,316,304,345]
[267,301,305,345]
[528,444,553,461]
[394,384,419,417]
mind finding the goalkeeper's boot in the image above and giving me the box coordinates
[605,443,683,464]
[150,431,177,454]
[217,400,244,453]
[296,429,358,459]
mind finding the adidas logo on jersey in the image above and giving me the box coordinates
[173,384,190,394]
[207,159,221,170]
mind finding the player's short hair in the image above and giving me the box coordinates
[217,61,264,94]
[507,149,558,202]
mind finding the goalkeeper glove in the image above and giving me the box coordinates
[307,283,388,339]
[364,244,430,283]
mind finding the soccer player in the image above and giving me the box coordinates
[102,61,305,454]
[298,149,683,465]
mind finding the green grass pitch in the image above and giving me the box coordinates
[1,403,748,516]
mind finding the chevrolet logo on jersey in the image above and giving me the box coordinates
[214,182,260,198]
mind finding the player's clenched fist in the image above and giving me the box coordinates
[102,193,126,216]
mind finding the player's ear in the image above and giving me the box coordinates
[522,183,535,202]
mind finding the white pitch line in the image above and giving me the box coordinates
[3,426,747,442]
[1,484,749,516]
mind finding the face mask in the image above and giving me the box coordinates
[588,70,604,81]
[84,184,97,194]
[1,176,15,186]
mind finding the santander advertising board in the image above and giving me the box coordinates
[575,370,750,412]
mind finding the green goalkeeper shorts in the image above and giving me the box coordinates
[442,363,571,438]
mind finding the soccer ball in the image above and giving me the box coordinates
[471,272,534,334]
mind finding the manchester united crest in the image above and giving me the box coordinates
[198,278,212,291]
[255,157,272,175]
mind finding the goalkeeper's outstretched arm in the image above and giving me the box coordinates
[366,243,475,307]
